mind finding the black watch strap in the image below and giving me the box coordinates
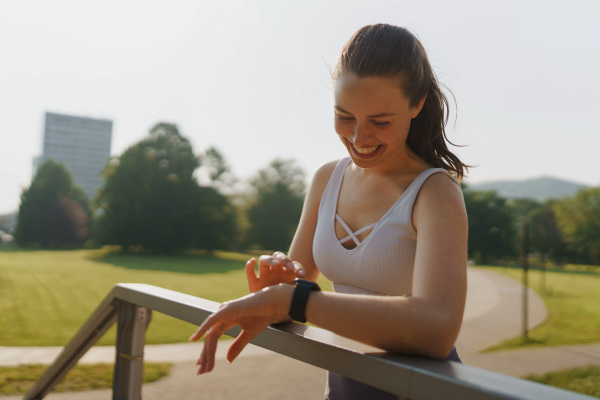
[289,278,321,323]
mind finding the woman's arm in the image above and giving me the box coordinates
[245,160,339,291]
[303,173,467,359]
[191,172,467,372]
[191,161,338,372]
[285,160,338,281]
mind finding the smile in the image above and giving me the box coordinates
[352,143,380,155]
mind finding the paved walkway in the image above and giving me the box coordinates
[2,267,600,399]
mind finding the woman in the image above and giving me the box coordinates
[190,23,469,399]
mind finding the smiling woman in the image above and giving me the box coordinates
[189,23,470,400]
[333,73,425,169]
[331,24,466,178]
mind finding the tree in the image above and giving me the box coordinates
[201,147,237,190]
[95,123,236,252]
[508,198,541,260]
[246,159,306,251]
[553,187,600,264]
[16,160,90,246]
[463,189,516,262]
[527,200,567,263]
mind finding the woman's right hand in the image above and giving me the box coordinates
[246,252,305,293]
[189,283,295,374]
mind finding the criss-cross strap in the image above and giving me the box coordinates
[335,214,377,246]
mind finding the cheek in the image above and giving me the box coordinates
[334,119,352,137]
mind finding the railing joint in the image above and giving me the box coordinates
[119,352,145,361]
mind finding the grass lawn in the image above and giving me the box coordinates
[0,362,171,396]
[482,266,600,350]
[524,365,600,398]
[2,246,598,349]
[0,246,332,346]
[2,247,600,396]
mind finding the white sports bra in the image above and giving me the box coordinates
[313,157,457,296]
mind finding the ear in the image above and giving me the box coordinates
[410,95,427,119]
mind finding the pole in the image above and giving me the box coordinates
[521,221,529,340]
[113,301,152,400]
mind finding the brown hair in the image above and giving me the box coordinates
[333,24,468,180]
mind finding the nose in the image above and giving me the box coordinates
[351,123,372,147]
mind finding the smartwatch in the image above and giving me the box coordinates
[288,278,321,323]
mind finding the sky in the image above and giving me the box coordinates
[1,0,599,214]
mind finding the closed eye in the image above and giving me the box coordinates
[371,120,390,126]
[335,113,354,122]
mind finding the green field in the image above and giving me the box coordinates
[2,247,600,396]
[525,365,600,398]
[482,266,600,350]
[2,246,599,350]
[0,246,331,346]
[0,362,171,396]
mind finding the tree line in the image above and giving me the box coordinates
[14,122,600,265]
[15,123,304,253]
[463,184,600,266]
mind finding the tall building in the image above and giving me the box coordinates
[35,112,113,199]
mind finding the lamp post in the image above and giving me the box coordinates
[521,220,529,340]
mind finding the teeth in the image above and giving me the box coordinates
[353,144,379,154]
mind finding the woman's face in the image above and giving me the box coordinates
[333,72,424,170]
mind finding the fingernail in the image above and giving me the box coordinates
[272,260,280,265]
[287,262,294,269]
[298,270,305,277]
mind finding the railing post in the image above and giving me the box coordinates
[113,300,152,400]
[24,299,119,400]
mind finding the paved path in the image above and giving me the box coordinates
[2,267,600,399]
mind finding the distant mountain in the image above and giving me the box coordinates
[467,176,588,201]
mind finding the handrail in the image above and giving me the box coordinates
[25,283,596,400]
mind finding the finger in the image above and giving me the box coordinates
[258,255,279,275]
[189,311,220,342]
[197,321,228,374]
[272,251,295,271]
[197,340,209,374]
[189,321,209,342]
[200,330,218,373]
[245,258,258,287]
[226,329,258,364]
[292,261,306,278]
[189,324,206,342]
[197,337,213,374]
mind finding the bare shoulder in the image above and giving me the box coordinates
[309,159,341,195]
[421,172,463,199]
[414,172,466,225]
[313,159,340,182]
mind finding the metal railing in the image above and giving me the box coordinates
[25,283,595,400]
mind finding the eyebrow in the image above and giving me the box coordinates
[334,106,396,118]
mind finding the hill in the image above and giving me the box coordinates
[467,176,588,201]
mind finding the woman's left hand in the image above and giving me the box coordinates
[189,285,293,374]
[246,253,305,293]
